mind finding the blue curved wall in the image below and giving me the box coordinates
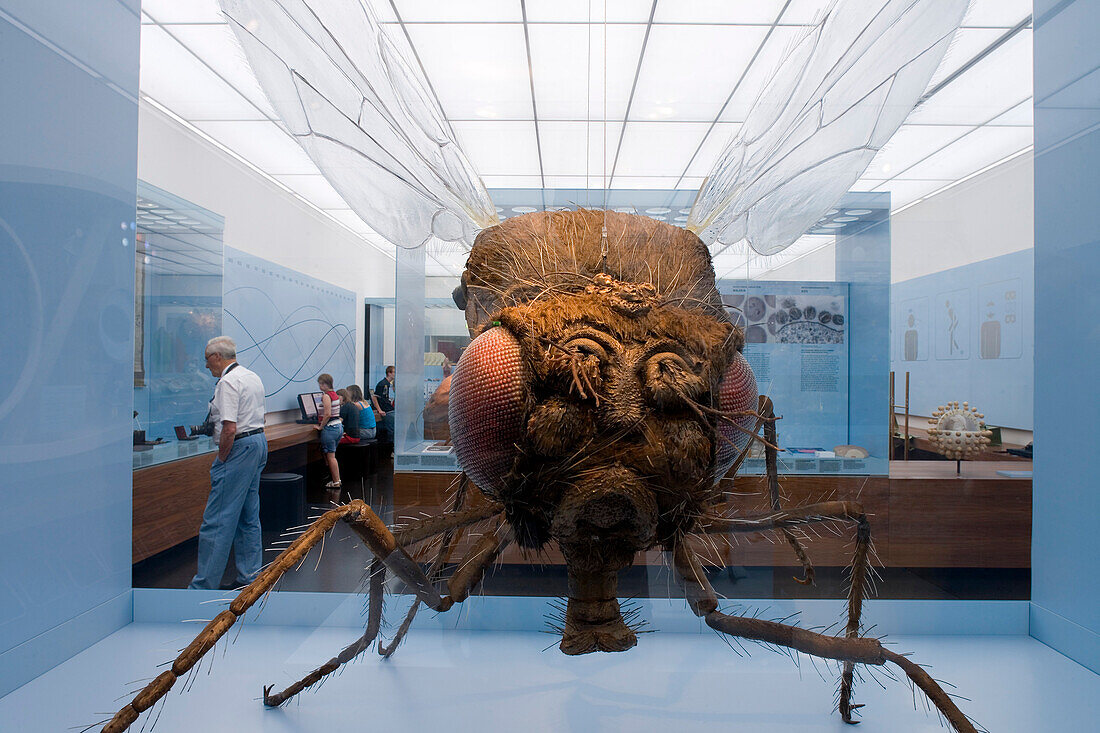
[1032,0,1100,672]
[0,0,138,696]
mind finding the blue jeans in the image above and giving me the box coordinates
[188,432,268,590]
[320,422,343,452]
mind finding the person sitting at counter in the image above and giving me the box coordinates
[337,388,360,445]
[347,384,377,440]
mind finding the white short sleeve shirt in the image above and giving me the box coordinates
[210,362,266,442]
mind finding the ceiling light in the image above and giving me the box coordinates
[845,209,873,215]
[834,216,859,222]
[512,206,537,213]
[645,207,671,214]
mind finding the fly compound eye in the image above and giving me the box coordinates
[449,327,527,497]
[713,350,759,481]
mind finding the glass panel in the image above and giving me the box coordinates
[388,183,1029,603]
[131,182,223,469]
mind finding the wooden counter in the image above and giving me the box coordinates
[393,459,1032,570]
[132,422,318,563]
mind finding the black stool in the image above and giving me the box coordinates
[336,440,380,500]
[259,472,305,533]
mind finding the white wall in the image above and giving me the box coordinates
[137,102,396,399]
[891,153,1034,283]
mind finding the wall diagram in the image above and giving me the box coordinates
[890,249,1033,429]
[223,248,356,412]
[935,288,970,360]
[898,296,929,361]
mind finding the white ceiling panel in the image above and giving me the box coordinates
[138,0,1033,226]
[654,0,788,24]
[864,124,973,179]
[539,121,623,177]
[528,23,646,120]
[141,0,224,24]
[541,176,617,192]
[405,24,532,119]
[909,31,1032,126]
[718,25,805,122]
[274,174,348,210]
[525,0,655,23]
[193,120,320,174]
[685,122,742,177]
[162,24,276,119]
[615,122,712,177]
[452,121,541,175]
[926,27,1006,89]
[963,0,1032,28]
[395,0,522,23]
[140,24,264,120]
[482,175,546,188]
[611,176,705,190]
[631,25,770,121]
[899,125,1035,182]
[988,99,1034,127]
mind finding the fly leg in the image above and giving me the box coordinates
[697,501,873,724]
[102,498,501,732]
[673,540,975,733]
[758,395,815,586]
[263,510,511,704]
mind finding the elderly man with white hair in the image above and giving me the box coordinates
[188,336,268,590]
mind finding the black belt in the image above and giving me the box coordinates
[236,428,265,439]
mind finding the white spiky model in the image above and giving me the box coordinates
[928,401,993,460]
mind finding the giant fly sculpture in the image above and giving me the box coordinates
[101,1,980,731]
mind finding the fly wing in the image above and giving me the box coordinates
[687,0,970,255]
[219,0,498,248]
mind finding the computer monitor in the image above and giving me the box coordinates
[297,392,323,421]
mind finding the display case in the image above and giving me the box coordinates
[131,182,223,469]
[383,188,1030,605]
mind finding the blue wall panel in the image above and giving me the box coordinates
[0,0,138,695]
[223,248,357,412]
[1032,0,1100,672]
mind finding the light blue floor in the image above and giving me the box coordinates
[2,622,1098,732]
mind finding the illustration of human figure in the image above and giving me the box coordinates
[980,300,1001,359]
[904,311,919,361]
[945,300,959,355]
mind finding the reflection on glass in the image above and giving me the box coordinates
[132,182,223,468]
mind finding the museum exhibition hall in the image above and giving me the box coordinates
[0,1,1098,731]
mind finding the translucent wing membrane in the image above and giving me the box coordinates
[688,0,970,255]
[220,0,498,249]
